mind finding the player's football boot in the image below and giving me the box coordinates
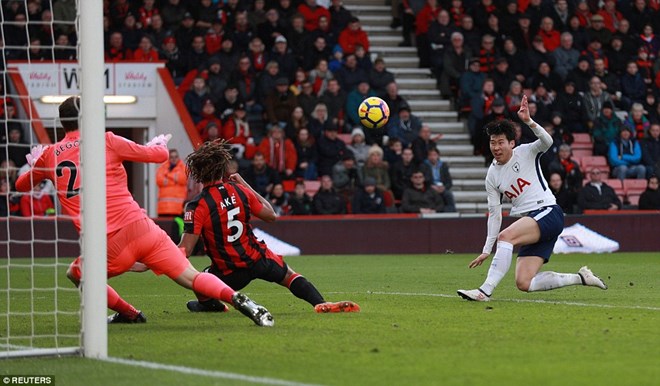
[314,301,361,313]
[186,299,229,313]
[578,266,608,290]
[231,292,274,327]
[107,311,147,324]
[457,288,491,302]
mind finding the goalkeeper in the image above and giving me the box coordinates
[16,96,274,327]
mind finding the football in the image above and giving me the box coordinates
[358,97,390,129]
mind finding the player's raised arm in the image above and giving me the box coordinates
[518,95,553,150]
[228,173,277,222]
[107,132,170,164]
[15,145,49,192]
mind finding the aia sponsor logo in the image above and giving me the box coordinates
[503,178,531,199]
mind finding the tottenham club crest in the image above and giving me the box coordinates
[512,162,520,173]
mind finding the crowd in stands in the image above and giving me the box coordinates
[1,0,660,216]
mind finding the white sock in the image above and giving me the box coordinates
[479,241,513,296]
[528,271,582,292]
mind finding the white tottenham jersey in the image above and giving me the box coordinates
[485,140,556,216]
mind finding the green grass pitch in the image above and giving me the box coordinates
[2,253,660,386]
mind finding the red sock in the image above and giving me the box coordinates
[192,273,235,303]
[107,285,139,319]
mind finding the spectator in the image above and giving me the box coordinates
[266,183,290,216]
[120,12,141,51]
[641,123,660,178]
[415,0,441,68]
[257,8,286,50]
[391,147,424,200]
[553,81,583,133]
[156,149,188,217]
[638,176,660,210]
[303,36,330,72]
[216,37,240,76]
[428,10,454,80]
[206,59,228,100]
[620,61,646,107]
[593,101,622,156]
[623,103,650,141]
[380,82,407,120]
[308,59,334,97]
[161,37,187,82]
[598,0,622,33]
[286,14,307,63]
[105,31,132,62]
[547,144,584,193]
[549,0,572,32]
[501,38,527,85]
[355,44,373,71]
[335,53,367,93]
[504,80,523,113]
[222,103,256,161]
[593,57,622,106]
[329,0,352,35]
[411,124,440,165]
[247,37,267,74]
[459,58,486,108]
[361,145,391,196]
[294,128,318,180]
[490,57,516,98]
[577,168,622,211]
[161,0,187,31]
[352,177,386,214]
[401,169,444,213]
[423,147,456,212]
[184,76,211,124]
[384,137,403,166]
[369,58,395,95]
[243,152,281,197]
[298,0,331,32]
[587,14,612,46]
[174,12,197,55]
[458,15,480,54]
[606,35,628,77]
[319,79,347,131]
[510,12,535,52]
[258,126,297,180]
[317,126,347,176]
[265,77,298,128]
[288,181,313,215]
[338,17,369,55]
[313,175,346,214]
[347,128,369,167]
[530,61,562,95]
[286,106,309,139]
[609,126,646,181]
[440,32,471,100]
[53,33,76,61]
[387,102,423,148]
[565,56,592,94]
[582,76,612,132]
[332,152,361,203]
[469,80,500,151]
[346,81,376,128]
[548,172,577,214]
[525,36,554,81]
[18,179,53,217]
[267,35,297,81]
[196,99,222,139]
[133,36,159,62]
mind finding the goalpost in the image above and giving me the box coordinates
[0,0,107,358]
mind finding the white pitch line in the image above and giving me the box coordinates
[365,291,660,311]
[103,356,323,386]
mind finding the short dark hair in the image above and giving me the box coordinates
[59,96,80,132]
[485,119,516,141]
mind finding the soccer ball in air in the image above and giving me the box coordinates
[358,97,390,129]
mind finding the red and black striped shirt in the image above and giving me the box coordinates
[183,182,269,275]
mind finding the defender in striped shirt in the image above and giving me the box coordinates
[457,95,608,302]
[180,140,360,314]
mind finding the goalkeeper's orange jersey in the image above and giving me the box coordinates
[16,131,169,234]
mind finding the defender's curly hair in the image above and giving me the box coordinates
[484,119,516,141]
[185,139,234,184]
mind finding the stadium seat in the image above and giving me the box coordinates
[571,133,593,151]
[580,156,610,175]
[623,179,647,193]
[571,149,593,159]
[627,193,641,207]
[304,180,321,195]
[338,133,352,145]
[282,180,296,192]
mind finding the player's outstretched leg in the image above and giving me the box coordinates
[231,292,275,327]
[577,266,608,289]
[282,272,360,313]
[314,301,361,313]
[186,297,229,313]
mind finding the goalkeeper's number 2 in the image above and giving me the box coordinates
[56,161,81,198]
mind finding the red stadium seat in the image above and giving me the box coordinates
[338,133,352,145]
[571,149,593,160]
[627,193,641,207]
[282,180,296,192]
[304,180,321,195]
[623,179,647,194]
[581,156,610,175]
[571,133,593,151]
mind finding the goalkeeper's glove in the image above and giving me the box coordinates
[146,133,172,147]
[26,145,46,168]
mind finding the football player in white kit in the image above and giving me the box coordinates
[457,95,608,302]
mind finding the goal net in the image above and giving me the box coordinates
[1,0,107,358]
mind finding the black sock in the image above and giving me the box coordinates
[288,277,325,306]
